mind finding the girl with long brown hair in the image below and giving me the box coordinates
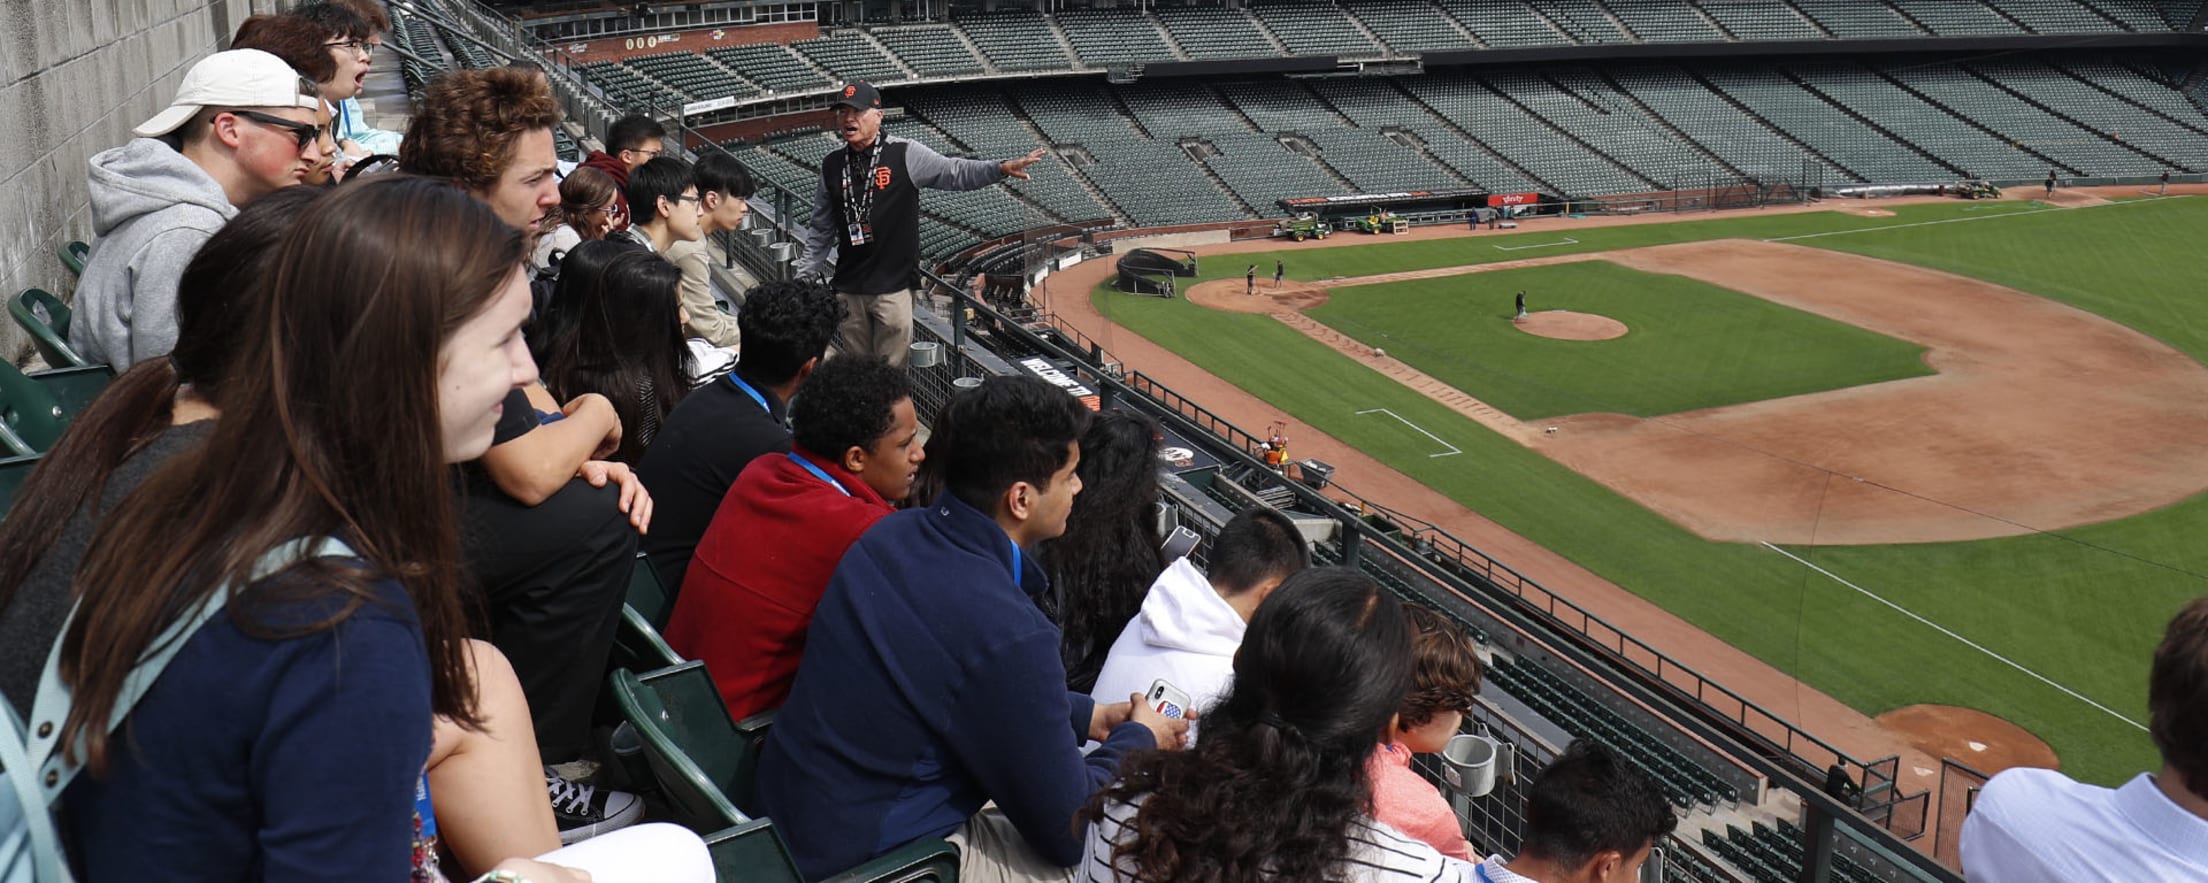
[32,175,534,878]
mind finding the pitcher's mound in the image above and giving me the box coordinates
[1516,310,1628,341]
[1185,279,1331,314]
[1876,704,2057,775]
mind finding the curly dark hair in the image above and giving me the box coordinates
[399,67,562,194]
[1039,409,1163,693]
[1397,604,1483,731]
[791,355,911,463]
[733,278,846,386]
[1080,567,1412,883]
[291,2,374,39]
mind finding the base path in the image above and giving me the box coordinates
[1042,211,1946,797]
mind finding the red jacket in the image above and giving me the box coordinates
[666,448,894,720]
[578,150,633,232]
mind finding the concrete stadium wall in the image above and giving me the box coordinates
[1,0,283,364]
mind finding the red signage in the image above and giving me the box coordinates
[1489,192,1540,207]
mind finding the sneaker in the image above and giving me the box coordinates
[546,758,602,784]
[545,766,644,844]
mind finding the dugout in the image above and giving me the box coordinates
[1278,187,1545,228]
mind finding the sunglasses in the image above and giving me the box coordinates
[229,109,325,152]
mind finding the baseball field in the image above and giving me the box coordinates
[1076,193,2208,788]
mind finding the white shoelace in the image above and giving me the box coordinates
[545,770,598,815]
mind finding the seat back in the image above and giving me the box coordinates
[609,662,746,831]
[29,365,113,420]
[56,242,88,279]
[627,552,675,628]
[10,290,83,369]
[0,361,68,454]
[704,819,805,883]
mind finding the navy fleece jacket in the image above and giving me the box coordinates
[756,494,1156,880]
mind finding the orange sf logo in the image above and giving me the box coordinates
[844,86,857,97]
[873,167,893,190]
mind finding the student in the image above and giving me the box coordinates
[668,151,753,348]
[1082,568,1470,883]
[638,278,845,590]
[1473,741,1677,883]
[1039,411,1165,694]
[400,67,563,239]
[534,166,623,271]
[1088,506,1310,723]
[578,113,667,228]
[1370,605,1484,860]
[617,156,702,254]
[13,175,549,879]
[531,241,693,464]
[757,376,1187,880]
[667,355,923,720]
[73,49,329,366]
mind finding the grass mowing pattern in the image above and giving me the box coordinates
[1092,198,2203,785]
[1309,262,1933,420]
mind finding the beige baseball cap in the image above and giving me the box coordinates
[134,49,324,138]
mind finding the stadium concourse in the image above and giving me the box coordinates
[7,0,2208,881]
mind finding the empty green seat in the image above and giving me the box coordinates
[614,553,684,672]
[57,242,89,278]
[0,360,69,455]
[12,289,83,369]
[612,662,959,881]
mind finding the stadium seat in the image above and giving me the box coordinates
[56,241,88,278]
[27,364,114,427]
[611,663,959,880]
[12,289,83,369]
[0,360,76,456]
[614,553,684,672]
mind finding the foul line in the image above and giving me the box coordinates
[1760,542,2147,732]
[1493,237,1580,252]
[1355,408,1462,458]
[1766,194,2187,242]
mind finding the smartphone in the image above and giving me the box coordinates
[1160,525,1200,560]
[1146,679,1193,720]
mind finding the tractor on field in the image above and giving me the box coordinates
[1273,212,1332,242]
[1957,179,2002,200]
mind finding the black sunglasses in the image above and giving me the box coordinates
[228,109,324,152]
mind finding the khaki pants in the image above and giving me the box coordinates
[836,289,914,368]
[944,806,1077,883]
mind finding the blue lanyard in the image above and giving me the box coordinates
[1008,539,1022,583]
[786,452,852,497]
[726,373,769,412]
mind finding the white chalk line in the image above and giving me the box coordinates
[1760,542,2147,732]
[1493,237,1581,252]
[1766,194,2188,242]
[1355,408,1462,458]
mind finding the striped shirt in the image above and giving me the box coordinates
[1083,794,1476,882]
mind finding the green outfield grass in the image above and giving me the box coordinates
[1307,262,1933,420]
[1091,196,2207,786]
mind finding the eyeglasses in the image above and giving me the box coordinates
[670,193,703,206]
[624,147,663,160]
[325,39,371,55]
[228,110,325,153]
[590,202,626,217]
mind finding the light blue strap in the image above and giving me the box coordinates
[4,536,356,882]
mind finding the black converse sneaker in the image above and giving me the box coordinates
[545,766,645,844]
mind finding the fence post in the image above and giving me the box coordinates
[1798,803,1837,883]
[1340,518,1363,568]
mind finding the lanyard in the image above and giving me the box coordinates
[726,372,769,412]
[1007,538,1022,584]
[840,141,884,229]
[786,452,852,497]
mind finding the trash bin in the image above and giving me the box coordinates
[1298,458,1336,489]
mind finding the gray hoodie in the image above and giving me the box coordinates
[70,138,238,367]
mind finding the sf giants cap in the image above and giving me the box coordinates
[832,81,882,111]
[134,49,324,138]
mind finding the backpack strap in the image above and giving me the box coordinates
[1,536,357,882]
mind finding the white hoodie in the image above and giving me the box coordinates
[1089,557,1248,717]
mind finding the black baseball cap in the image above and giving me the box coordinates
[833,81,881,111]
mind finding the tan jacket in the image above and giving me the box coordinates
[665,238,741,348]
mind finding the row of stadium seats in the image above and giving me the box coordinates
[575,0,2196,107]
[1486,658,1743,809]
[722,53,2204,259]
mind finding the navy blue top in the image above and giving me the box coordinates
[756,494,1157,880]
[61,574,432,882]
